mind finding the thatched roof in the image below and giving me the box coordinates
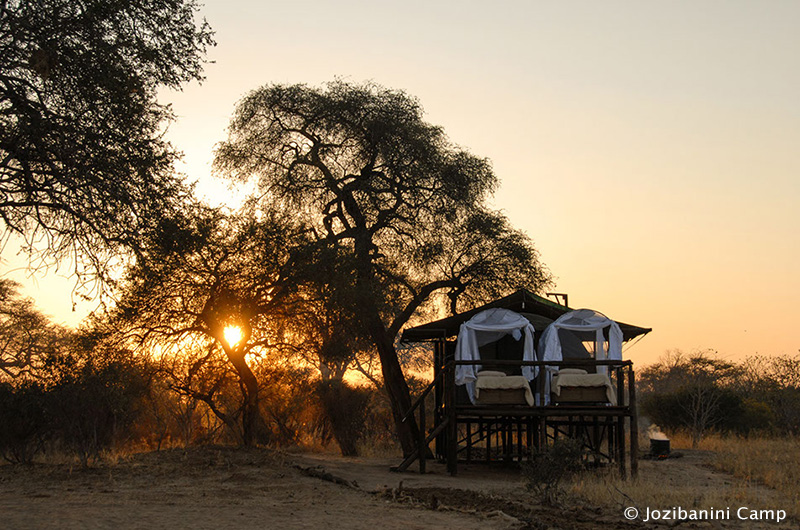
[399,289,651,343]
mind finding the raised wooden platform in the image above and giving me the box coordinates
[397,354,639,479]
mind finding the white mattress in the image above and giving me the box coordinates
[551,373,616,405]
[475,375,534,406]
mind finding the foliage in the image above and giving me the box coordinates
[640,350,800,443]
[0,327,150,465]
[0,0,213,278]
[316,379,372,456]
[215,80,550,321]
[285,244,375,382]
[214,80,551,454]
[112,204,310,445]
[734,353,800,434]
[0,380,49,463]
[0,278,67,378]
[254,361,317,447]
[640,350,738,446]
[46,341,150,466]
[522,437,585,505]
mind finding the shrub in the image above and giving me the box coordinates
[47,350,150,466]
[317,379,371,456]
[0,382,50,463]
[522,437,585,505]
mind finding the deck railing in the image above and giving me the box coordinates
[395,359,638,478]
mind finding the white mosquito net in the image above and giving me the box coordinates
[539,309,623,375]
[454,308,537,387]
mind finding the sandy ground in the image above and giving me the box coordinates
[0,446,795,530]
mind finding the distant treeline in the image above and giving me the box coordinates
[0,325,417,466]
[0,280,421,465]
[638,350,800,446]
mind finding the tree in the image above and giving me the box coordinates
[0,278,66,379]
[215,80,551,454]
[45,331,151,467]
[0,0,213,278]
[640,350,743,446]
[736,353,800,434]
[280,247,377,454]
[0,315,151,465]
[112,204,309,445]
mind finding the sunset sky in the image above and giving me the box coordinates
[5,1,799,365]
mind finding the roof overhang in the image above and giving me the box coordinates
[399,289,652,343]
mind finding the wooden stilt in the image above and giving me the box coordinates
[445,363,457,475]
[418,395,426,474]
[466,420,472,462]
[526,416,533,457]
[617,415,626,478]
[486,420,492,463]
[629,369,639,479]
[538,416,546,450]
[616,367,626,478]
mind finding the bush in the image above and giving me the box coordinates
[48,354,149,466]
[317,379,371,456]
[0,340,152,466]
[255,364,317,446]
[522,437,585,505]
[639,351,800,442]
[0,382,50,463]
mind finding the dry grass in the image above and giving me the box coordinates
[567,433,800,520]
[692,434,800,515]
[568,467,765,513]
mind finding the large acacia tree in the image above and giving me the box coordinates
[0,0,213,276]
[215,81,550,454]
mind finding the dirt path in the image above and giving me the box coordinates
[0,447,519,530]
[292,449,797,530]
[0,447,795,530]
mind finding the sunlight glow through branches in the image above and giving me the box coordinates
[223,325,243,348]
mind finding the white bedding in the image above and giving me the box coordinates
[475,375,534,406]
[551,373,617,405]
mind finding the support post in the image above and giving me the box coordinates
[616,368,626,478]
[418,395,426,474]
[445,362,457,475]
[538,416,546,450]
[486,420,492,463]
[466,421,472,462]
[618,416,627,479]
[434,340,445,459]
[628,368,639,479]
[526,416,533,457]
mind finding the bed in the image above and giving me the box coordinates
[550,368,616,405]
[473,371,534,406]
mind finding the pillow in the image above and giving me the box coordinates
[557,368,588,375]
[477,370,507,378]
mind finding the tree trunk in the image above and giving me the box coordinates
[351,231,421,456]
[364,311,421,457]
[226,350,262,446]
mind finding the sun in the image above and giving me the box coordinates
[223,325,243,348]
